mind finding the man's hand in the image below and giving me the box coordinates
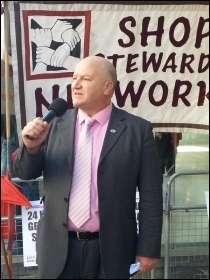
[22,118,49,153]
[136,256,159,273]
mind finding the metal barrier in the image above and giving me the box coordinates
[164,170,209,279]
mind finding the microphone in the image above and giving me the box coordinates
[42,98,68,123]
[27,98,68,140]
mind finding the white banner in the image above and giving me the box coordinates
[21,200,44,267]
[8,2,209,138]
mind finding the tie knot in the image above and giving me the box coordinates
[85,117,95,127]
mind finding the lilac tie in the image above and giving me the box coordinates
[68,117,95,228]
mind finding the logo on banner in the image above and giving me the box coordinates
[22,10,91,80]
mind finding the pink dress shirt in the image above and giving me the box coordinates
[68,103,112,232]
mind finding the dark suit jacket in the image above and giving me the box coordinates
[13,105,163,279]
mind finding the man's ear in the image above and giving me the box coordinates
[104,81,113,95]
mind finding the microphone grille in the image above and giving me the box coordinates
[49,98,68,117]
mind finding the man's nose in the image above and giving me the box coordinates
[73,80,81,88]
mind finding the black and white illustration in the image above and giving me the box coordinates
[30,18,82,73]
[22,11,91,80]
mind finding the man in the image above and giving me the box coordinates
[155,132,175,176]
[12,56,163,279]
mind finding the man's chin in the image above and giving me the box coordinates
[72,101,80,108]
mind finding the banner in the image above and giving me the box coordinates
[8,2,209,137]
[21,200,44,267]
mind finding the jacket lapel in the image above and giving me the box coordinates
[99,106,126,165]
[57,108,77,173]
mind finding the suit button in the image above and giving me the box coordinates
[64,197,68,202]
[63,222,67,227]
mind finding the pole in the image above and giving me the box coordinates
[4,1,13,277]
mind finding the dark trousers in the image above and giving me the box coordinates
[58,235,106,279]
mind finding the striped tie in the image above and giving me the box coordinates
[68,117,95,228]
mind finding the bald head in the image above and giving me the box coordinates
[71,55,117,116]
[77,56,117,94]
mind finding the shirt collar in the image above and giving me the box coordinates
[77,103,112,126]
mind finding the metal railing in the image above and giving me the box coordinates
[164,170,209,279]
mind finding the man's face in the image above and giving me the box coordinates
[71,58,109,115]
